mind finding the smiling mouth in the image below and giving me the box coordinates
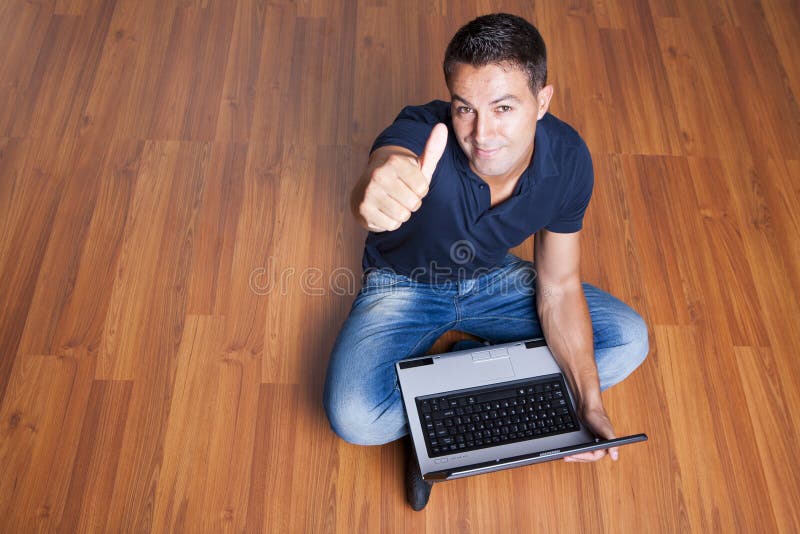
[473,146,501,158]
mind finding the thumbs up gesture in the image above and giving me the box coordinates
[354,123,448,232]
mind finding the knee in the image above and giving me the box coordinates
[598,310,650,390]
[322,383,402,446]
[625,310,650,368]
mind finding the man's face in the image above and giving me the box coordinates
[448,62,551,182]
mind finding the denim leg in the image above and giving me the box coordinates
[583,284,649,390]
[323,271,456,445]
[458,258,648,391]
[457,258,543,343]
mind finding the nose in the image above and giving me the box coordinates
[472,113,495,146]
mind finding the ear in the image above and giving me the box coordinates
[535,85,554,120]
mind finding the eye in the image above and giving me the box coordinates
[497,105,512,113]
[456,106,473,114]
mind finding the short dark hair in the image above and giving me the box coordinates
[443,13,547,94]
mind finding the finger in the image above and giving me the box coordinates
[363,206,401,232]
[383,177,425,212]
[374,193,412,224]
[419,123,448,181]
[397,170,430,199]
[596,427,618,461]
[565,449,606,463]
[377,156,429,199]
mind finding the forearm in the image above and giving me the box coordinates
[536,280,602,409]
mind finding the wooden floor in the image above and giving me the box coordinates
[1,0,799,532]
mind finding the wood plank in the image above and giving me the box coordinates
[248,2,297,144]
[0,353,95,531]
[179,1,237,141]
[653,325,742,533]
[760,0,800,104]
[286,383,338,532]
[185,142,249,315]
[599,338,687,533]
[97,140,182,380]
[0,138,32,272]
[76,0,146,141]
[214,0,269,142]
[150,315,223,532]
[333,431,383,532]
[591,0,683,155]
[261,144,359,384]
[112,2,177,139]
[25,0,119,139]
[714,21,800,160]
[0,135,75,401]
[537,1,618,154]
[145,6,205,140]
[580,154,647,310]
[17,135,113,356]
[48,138,144,358]
[248,383,301,532]
[102,140,212,531]
[59,379,133,533]
[685,157,769,347]
[654,15,750,157]
[378,442,414,532]
[299,0,357,146]
[763,158,800,297]
[216,139,278,359]
[194,339,261,532]
[8,14,81,139]
[0,355,48,526]
[0,0,56,135]
[734,346,800,533]
[718,155,800,417]
[261,143,317,384]
[616,155,695,325]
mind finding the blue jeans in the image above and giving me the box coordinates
[323,255,649,446]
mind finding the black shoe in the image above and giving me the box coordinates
[405,440,433,511]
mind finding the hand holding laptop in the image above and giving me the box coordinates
[564,403,619,463]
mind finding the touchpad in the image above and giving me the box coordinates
[472,357,515,381]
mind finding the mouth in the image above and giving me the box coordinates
[472,146,502,159]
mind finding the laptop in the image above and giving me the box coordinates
[396,338,647,481]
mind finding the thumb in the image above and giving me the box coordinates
[419,123,448,181]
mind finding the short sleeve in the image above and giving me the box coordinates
[370,101,450,156]
[545,140,594,233]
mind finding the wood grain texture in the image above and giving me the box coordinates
[1,0,799,532]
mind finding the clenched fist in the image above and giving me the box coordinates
[352,123,448,232]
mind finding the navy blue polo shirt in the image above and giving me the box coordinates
[363,100,593,283]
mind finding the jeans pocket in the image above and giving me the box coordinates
[361,269,411,292]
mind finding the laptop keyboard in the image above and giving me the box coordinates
[415,375,579,458]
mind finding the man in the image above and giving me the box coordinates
[323,13,648,511]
